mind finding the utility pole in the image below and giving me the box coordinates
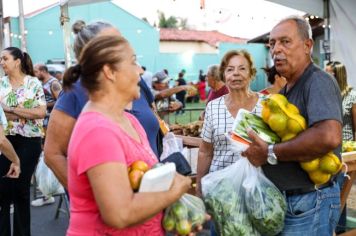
[18,0,27,52]
[60,2,72,68]
[0,0,4,50]
[323,0,330,61]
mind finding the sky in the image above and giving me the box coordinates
[2,0,304,39]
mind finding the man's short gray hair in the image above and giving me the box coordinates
[278,15,312,40]
[207,64,221,82]
[72,20,113,59]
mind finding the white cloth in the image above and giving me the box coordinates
[0,106,8,129]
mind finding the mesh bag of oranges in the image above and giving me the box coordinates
[163,194,207,235]
[262,94,342,185]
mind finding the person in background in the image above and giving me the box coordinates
[44,21,164,190]
[54,71,63,84]
[243,15,342,235]
[163,69,169,76]
[326,61,356,140]
[34,64,62,131]
[180,68,186,77]
[260,65,287,94]
[128,78,160,157]
[199,64,229,120]
[31,64,62,207]
[196,50,264,235]
[65,34,191,236]
[196,72,207,102]
[198,69,205,81]
[141,66,153,89]
[44,21,120,189]
[175,72,187,114]
[151,71,192,118]
[326,60,356,234]
[196,50,263,194]
[206,65,228,103]
[0,106,21,178]
[0,47,46,236]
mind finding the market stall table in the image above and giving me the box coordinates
[339,151,356,236]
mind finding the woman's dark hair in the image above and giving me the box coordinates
[262,66,280,84]
[3,47,34,76]
[63,35,130,92]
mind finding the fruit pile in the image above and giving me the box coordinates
[262,94,342,185]
[261,94,306,142]
[169,121,203,137]
[127,160,150,191]
[343,141,356,153]
[163,194,206,235]
[300,153,342,185]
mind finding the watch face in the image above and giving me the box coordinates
[267,155,278,165]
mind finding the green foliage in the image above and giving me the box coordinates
[158,11,188,29]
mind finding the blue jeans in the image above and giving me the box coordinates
[279,182,341,236]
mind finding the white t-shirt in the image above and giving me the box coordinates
[201,93,265,172]
[0,106,8,129]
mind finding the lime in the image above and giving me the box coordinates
[281,132,297,142]
[176,220,192,235]
[308,170,331,185]
[270,94,289,106]
[268,113,288,132]
[162,215,175,231]
[261,106,271,123]
[287,119,304,134]
[300,158,320,172]
[172,203,188,220]
[286,103,300,114]
[319,154,341,175]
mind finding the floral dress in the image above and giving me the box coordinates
[0,75,46,137]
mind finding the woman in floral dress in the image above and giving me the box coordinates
[0,47,46,236]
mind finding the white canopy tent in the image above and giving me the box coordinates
[267,0,356,87]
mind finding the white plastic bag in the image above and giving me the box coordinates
[202,158,260,236]
[242,160,287,236]
[160,132,183,161]
[163,193,207,235]
[35,152,64,196]
[225,131,250,154]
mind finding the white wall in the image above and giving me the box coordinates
[330,0,356,88]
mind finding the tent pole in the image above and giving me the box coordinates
[18,0,27,52]
[60,3,72,68]
[324,0,330,61]
[0,0,4,51]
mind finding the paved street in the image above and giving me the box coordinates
[30,188,69,236]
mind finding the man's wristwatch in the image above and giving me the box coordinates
[267,144,278,165]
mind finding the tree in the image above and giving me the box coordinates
[179,18,188,29]
[142,17,149,23]
[158,11,178,28]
